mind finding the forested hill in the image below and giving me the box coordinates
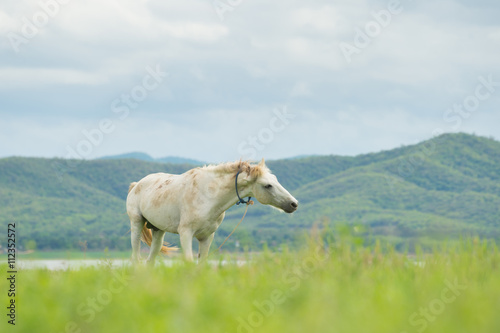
[1,133,499,252]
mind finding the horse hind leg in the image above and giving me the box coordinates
[146,229,167,266]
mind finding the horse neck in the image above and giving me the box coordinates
[207,170,252,215]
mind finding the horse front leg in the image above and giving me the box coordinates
[179,228,194,262]
[198,233,215,261]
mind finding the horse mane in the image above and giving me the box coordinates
[203,160,268,179]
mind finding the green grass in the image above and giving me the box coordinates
[2,237,500,333]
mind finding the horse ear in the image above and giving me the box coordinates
[258,158,266,167]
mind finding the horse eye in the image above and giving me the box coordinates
[264,184,273,189]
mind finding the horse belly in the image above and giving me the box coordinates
[143,204,181,233]
[137,173,183,232]
[192,212,225,239]
[193,223,218,239]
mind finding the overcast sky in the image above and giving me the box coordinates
[1,0,499,163]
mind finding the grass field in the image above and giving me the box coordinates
[2,236,500,333]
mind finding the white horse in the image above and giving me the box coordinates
[126,159,298,263]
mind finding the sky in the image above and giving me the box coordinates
[1,0,499,163]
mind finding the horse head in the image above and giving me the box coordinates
[245,159,299,213]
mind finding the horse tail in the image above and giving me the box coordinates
[128,182,138,193]
[141,223,177,254]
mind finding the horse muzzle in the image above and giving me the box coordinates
[283,200,299,213]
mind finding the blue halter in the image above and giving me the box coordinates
[235,170,252,205]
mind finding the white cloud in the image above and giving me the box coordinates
[0,0,499,160]
[290,82,312,97]
[0,10,17,35]
[0,67,109,87]
[290,6,340,32]
[55,1,227,44]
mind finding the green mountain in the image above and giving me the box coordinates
[1,133,499,252]
[99,152,205,165]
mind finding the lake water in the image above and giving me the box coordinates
[18,259,246,270]
[18,259,134,270]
